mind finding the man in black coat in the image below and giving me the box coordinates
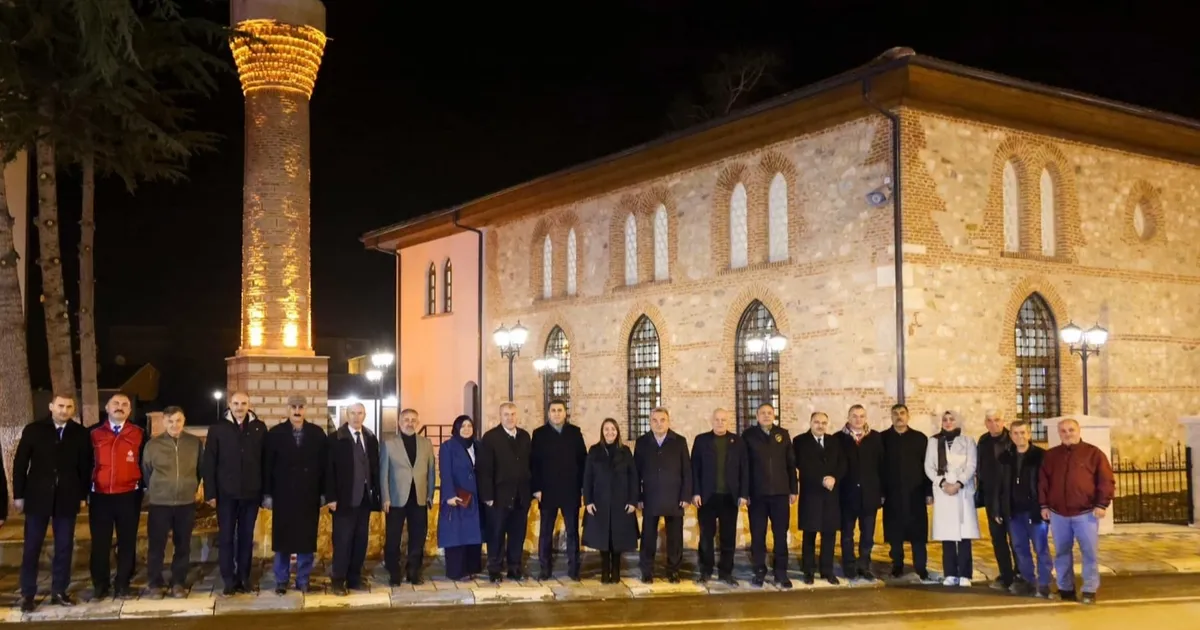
[794,412,846,585]
[881,403,933,581]
[837,404,885,581]
[263,396,328,594]
[690,408,748,585]
[530,399,587,581]
[478,402,533,583]
[742,403,797,588]
[634,407,692,584]
[978,409,1018,590]
[203,391,268,595]
[12,394,93,612]
[326,402,381,596]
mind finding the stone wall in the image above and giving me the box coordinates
[900,109,1200,458]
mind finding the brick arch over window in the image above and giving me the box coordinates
[984,137,1082,262]
[529,217,552,299]
[607,188,678,289]
[997,277,1081,435]
[1121,179,1167,246]
[713,163,756,273]
[615,303,673,434]
[756,152,800,264]
[550,210,580,298]
[718,286,795,427]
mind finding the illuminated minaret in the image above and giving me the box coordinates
[226,0,328,422]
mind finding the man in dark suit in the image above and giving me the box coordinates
[13,394,93,612]
[690,408,748,585]
[530,399,587,581]
[743,403,797,588]
[326,402,381,596]
[794,412,846,585]
[881,403,933,581]
[203,391,268,595]
[837,404,885,581]
[634,407,692,584]
[478,401,533,583]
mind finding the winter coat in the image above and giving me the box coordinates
[881,427,932,542]
[325,424,381,510]
[477,425,533,509]
[437,439,483,548]
[530,423,587,508]
[743,424,798,497]
[203,410,268,501]
[994,445,1046,522]
[837,428,884,515]
[691,431,750,503]
[581,443,640,552]
[12,418,93,517]
[1038,441,1115,517]
[633,430,692,517]
[925,433,981,542]
[263,421,328,554]
[794,432,846,532]
[142,431,203,506]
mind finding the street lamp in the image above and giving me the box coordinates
[744,328,788,425]
[533,356,560,415]
[212,390,223,420]
[366,368,383,435]
[494,321,529,401]
[1059,321,1109,415]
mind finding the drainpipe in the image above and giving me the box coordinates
[861,78,906,404]
[452,212,485,415]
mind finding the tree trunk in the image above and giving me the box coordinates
[0,159,36,514]
[34,107,77,397]
[79,152,99,427]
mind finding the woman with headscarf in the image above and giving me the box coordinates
[925,410,980,587]
[437,415,484,581]
[582,418,640,583]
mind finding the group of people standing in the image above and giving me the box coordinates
[7,391,438,613]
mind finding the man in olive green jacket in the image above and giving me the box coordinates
[141,406,204,597]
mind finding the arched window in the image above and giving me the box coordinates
[443,260,453,313]
[624,213,638,286]
[566,228,578,296]
[653,204,669,282]
[543,326,571,415]
[1002,161,1020,253]
[426,263,436,315]
[542,235,553,299]
[627,315,661,436]
[734,300,782,432]
[768,173,788,262]
[730,182,749,269]
[1015,293,1060,442]
[1040,168,1056,257]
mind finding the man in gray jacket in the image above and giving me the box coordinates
[380,409,436,584]
[142,406,204,597]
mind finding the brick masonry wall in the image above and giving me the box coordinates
[900,109,1200,460]
[226,355,329,425]
[483,116,905,442]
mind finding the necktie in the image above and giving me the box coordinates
[354,431,363,452]
[113,424,121,435]
[818,436,823,448]
[57,426,64,441]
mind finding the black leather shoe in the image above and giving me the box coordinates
[750,574,765,587]
[537,569,553,581]
[274,586,287,596]
[890,566,904,578]
[1081,591,1096,605]
[93,587,111,601]
[489,572,503,584]
[667,573,681,584]
[331,581,349,597]
[1058,589,1077,602]
[859,569,876,582]
[221,584,236,597]
[803,574,815,585]
[640,574,653,584]
[170,585,188,599]
[777,578,794,589]
[388,575,404,586]
[19,597,35,613]
[407,575,425,586]
[824,575,840,586]
[50,592,75,606]
[234,582,250,594]
[507,571,524,582]
[114,586,133,600]
[719,574,739,587]
[695,574,710,584]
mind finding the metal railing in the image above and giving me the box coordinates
[1112,445,1193,525]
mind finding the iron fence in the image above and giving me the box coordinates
[1111,445,1193,525]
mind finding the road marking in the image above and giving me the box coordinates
[511,595,1200,630]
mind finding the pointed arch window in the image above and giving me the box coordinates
[566,228,578,296]
[443,260,453,313]
[542,235,553,299]
[1015,293,1060,442]
[1002,161,1020,253]
[1040,168,1056,257]
[623,213,638,286]
[426,263,436,315]
[734,300,782,433]
[543,326,571,415]
[768,173,788,262]
[730,182,749,269]
[627,315,661,436]
[653,204,669,282]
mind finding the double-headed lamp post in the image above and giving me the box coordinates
[367,350,394,434]
[533,356,560,412]
[745,328,788,424]
[493,322,529,402]
[1059,322,1109,415]
[212,390,223,420]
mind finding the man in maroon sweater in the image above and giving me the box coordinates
[1038,418,1114,605]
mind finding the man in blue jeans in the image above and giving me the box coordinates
[1038,418,1114,605]
[996,420,1052,597]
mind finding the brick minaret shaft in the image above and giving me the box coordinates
[226,0,329,423]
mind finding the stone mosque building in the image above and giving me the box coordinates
[364,49,1200,460]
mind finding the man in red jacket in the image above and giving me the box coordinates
[89,393,147,600]
[1038,418,1114,605]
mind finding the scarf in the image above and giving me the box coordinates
[841,423,870,444]
[451,414,475,451]
[936,428,961,476]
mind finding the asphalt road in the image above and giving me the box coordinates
[29,574,1200,629]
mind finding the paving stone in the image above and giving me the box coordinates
[1109,560,1177,575]
[390,589,474,607]
[471,584,555,604]
[1165,557,1200,572]
[119,596,214,618]
[624,578,706,598]
[215,591,303,614]
[25,599,124,622]
[303,591,391,610]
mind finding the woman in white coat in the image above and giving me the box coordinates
[924,410,980,587]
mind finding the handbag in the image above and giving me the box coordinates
[455,488,473,508]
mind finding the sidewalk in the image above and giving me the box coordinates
[3,524,1198,622]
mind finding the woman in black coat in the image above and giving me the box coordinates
[582,418,640,584]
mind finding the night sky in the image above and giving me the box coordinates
[23,1,1199,405]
